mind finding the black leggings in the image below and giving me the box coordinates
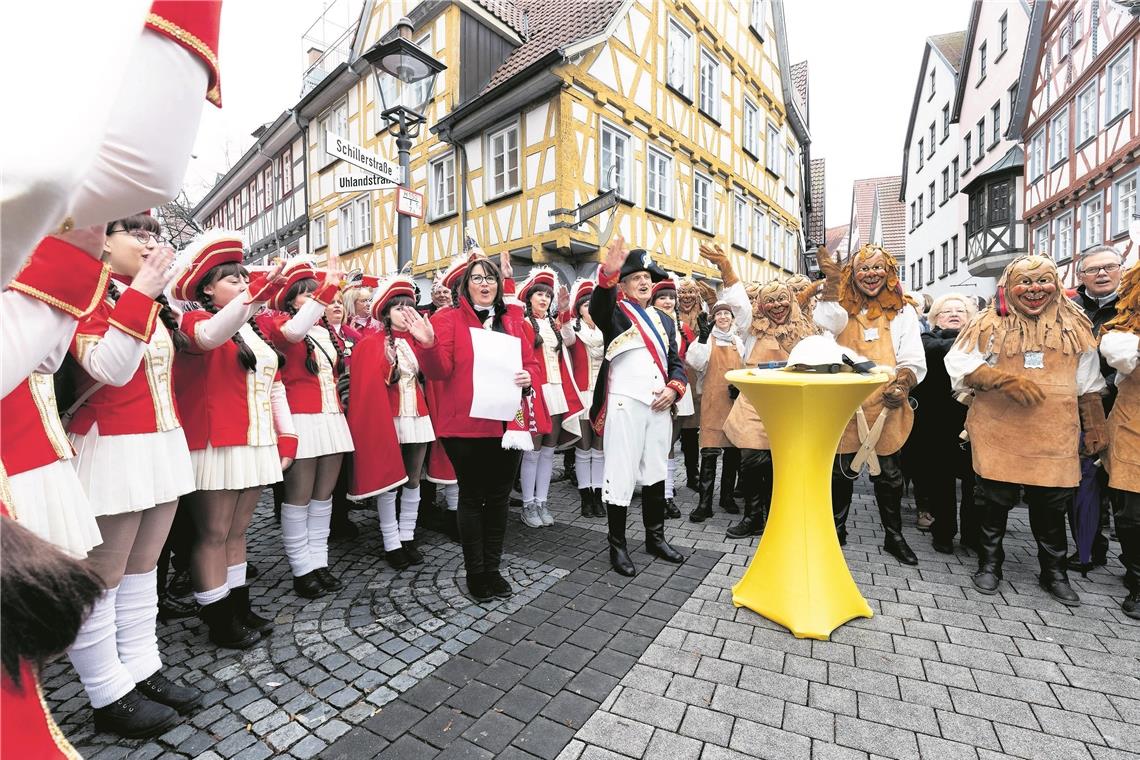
[441,437,522,576]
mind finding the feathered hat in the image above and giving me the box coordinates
[568,277,595,307]
[268,255,321,311]
[369,275,417,320]
[518,266,558,300]
[169,229,245,302]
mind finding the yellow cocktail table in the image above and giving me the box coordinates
[725,368,887,640]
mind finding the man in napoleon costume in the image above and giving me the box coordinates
[589,237,688,576]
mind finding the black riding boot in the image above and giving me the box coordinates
[680,428,700,490]
[1117,524,1140,619]
[875,482,918,565]
[719,447,740,514]
[973,481,1010,594]
[642,482,684,563]
[832,456,854,546]
[606,503,636,576]
[690,449,719,522]
[1030,487,1080,607]
[727,450,769,538]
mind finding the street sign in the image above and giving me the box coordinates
[577,189,618,225]
[325,131,402,184]
[396,187,424,219]
[335,172,396,192]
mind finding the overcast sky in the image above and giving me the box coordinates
[189,0,976,227]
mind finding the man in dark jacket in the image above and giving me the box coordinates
[590,236,688,576]
[1069,245,1124,569]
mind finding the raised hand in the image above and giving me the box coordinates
[698,242,728,268]
[131,246,177,298]
[400,305,435,347]
[816,245,841,301]
[497,248,512,279]
[556,285,570,313]
[602,234,629,276]
[265,258,288,287]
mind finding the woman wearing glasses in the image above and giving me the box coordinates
[399,252,541,602]
[64,214,202,738]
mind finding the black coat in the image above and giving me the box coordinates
[587,282,687,423]
[1072,286,1119,410]
[909,327,967,461]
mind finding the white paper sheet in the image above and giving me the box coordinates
[469,327,523,421]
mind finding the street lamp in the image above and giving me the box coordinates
[363,17,446,270]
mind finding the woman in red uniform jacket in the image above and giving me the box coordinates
[171,232,295,650]
[65,214,201,739]
[652,279,696,518]
[399,255,540,603]
[256,260,352,600]
[561,278,606,518]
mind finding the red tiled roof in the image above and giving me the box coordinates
[825,225,847,253]
[850,175,896,254]
[482,0,624,92]
[930,31,967,73]
[875,177,906,259]
[808,158,826,243]
[790,61,808,115]
[471,0,525,34]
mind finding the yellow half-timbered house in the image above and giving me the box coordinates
[302,0,813,285]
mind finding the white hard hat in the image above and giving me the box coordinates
[784,335,874,373]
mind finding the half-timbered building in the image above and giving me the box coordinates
[1010,0,1139,282]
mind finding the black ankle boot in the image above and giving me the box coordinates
[228,585,273,636]
[664,497,681,519]
[385,547,412,570]
[606,503,636,576]
[719,448,740,514]
[591,488,606,518]
[690,450,719,523]
[292,570,326,599]
[877,486,918,565]
[198,595,260,650]
[93,688,180,739]
[403,541,424,565]
[579,488,593,517]
[485,570,512,599]
[643,483,685,564]
[135,672,202,715]
[727,451,769,538]
[466,572,494,602]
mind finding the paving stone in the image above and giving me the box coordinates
[992,722,1094,760]
[834,715,920,760]
[679,705,733,745]
[362,700,427,740]
[540,690,599,731]
[495,684,553,723]
[949,687,1041,730]
[610,687,687,731]
[915,735,980,760]
[410,707,475,749]
[447,681,505,717]
[565,668,620,702]
[934,709,1002,752]
[510,715,577,759]
[730,717,812,760]
[575,711,655,757]
[643,728,703,760]
[376,733,439,759]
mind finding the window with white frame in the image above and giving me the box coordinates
[785,230,796,270]
[1008,84,1018,130]
[909,262,916,285]
[976,119,985,160]
[1072,10,1084,46]
[942,105,950,141]
[698,48,720,119]
[1000,12,1008,54]
[786,147,796,189]
[666,19,693,98]
[953,158,960,194]
[600,121,632,200]
[338,198,372,253]
[1029,130,1045,180]
[753,206,766,258]
[978,41,987,82]
[918,139,925,170]
[1081,195,1103,250]
[910,202,917,231]
[991,102,1001,145]
[1113,172,1137,237]
[1060,27,1072,59]
[928,123,935,155]
[429,152,456,219]
[487,121,520,198]
[941,241,949,275]
[929,69,936,98]
[733,194,750,250]
[927,251,935,284]
[1033,224,1049,255]
[311,215,327,249]
[1054,211,1073,262]
[743,98,759,156]
[928,182,935,216]
[409,34,434,111]
[951,234,959,272]
[964,134,972,167]
[750,0,766,38]
[942,168,950,202]
[917,195,923,225]
[646,147,672,216]
[692,172,713,232]
[769,219,780,267]
[1106,48,1133,121]
[766,124,782,176]
[1077,82,1098,144]
[1049,107,1069,166]
[319,100,348,167]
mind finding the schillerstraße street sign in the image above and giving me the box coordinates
[577,189,618,225]
[326,131,403,185]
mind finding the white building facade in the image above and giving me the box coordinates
[901,32,973,298]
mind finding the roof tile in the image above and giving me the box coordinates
[874,177,906,259]
[930,31,967,73]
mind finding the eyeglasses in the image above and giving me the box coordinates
[111,229,166,246]
[1079,263,1121,275]
[468,274,496,285]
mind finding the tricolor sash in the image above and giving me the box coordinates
[618,300,669,378]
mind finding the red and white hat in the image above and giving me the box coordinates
[518,266,558,299]
[442,251,483,290]
[369,275,417,320]
[169,229,244,302]
[269,256,321,311]
[568,277,595,307]
[651,277,679,300]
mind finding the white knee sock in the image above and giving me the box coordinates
[575,449,591,490]
[665,455,676,499]
[398,485,421,542]
[308,498,333,569]
[445,483,459,511]
[535,446,555,503]
[193,584,228,607]
[67,587,136,708]
[520,449,539,503]
[281,502,314,576]
[376,491,401,551]
[115,569,162,683]
[226,563,247,589]
[590,449,605,490]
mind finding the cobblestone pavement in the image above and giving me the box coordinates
[43,463,1140,760]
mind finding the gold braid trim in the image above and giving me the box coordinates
[1104,262,1140,335]
[146,13,221,106]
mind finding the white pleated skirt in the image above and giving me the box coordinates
[578,386,596,410]
[69,425,196,516]
[395,415,435,444]
[190,443,283,491]
[7,460,102,558]
[293,412,354,460]
[542,382,569,416]
[675,390,695,417]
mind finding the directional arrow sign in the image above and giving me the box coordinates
[335,172,396,193]
[326,131,402,185]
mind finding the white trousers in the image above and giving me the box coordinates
[602,395,671,507]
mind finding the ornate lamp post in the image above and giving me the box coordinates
[362,17,446,270]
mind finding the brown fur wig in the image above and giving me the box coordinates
[838,244,907,320]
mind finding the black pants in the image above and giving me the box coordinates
[929,446,978,547]
[975,477,1071,578]
[1113,489,1140,590]
[441,437,521,576]
[832,452,904,506]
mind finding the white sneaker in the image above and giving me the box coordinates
[521,502,544,528]
[537,501,554,526]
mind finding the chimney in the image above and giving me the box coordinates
[307,46,325,66]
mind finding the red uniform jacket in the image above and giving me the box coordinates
[256,311,343,416]
[417,299,544,439]
[345,334,408,498]
[0,376,72,476]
